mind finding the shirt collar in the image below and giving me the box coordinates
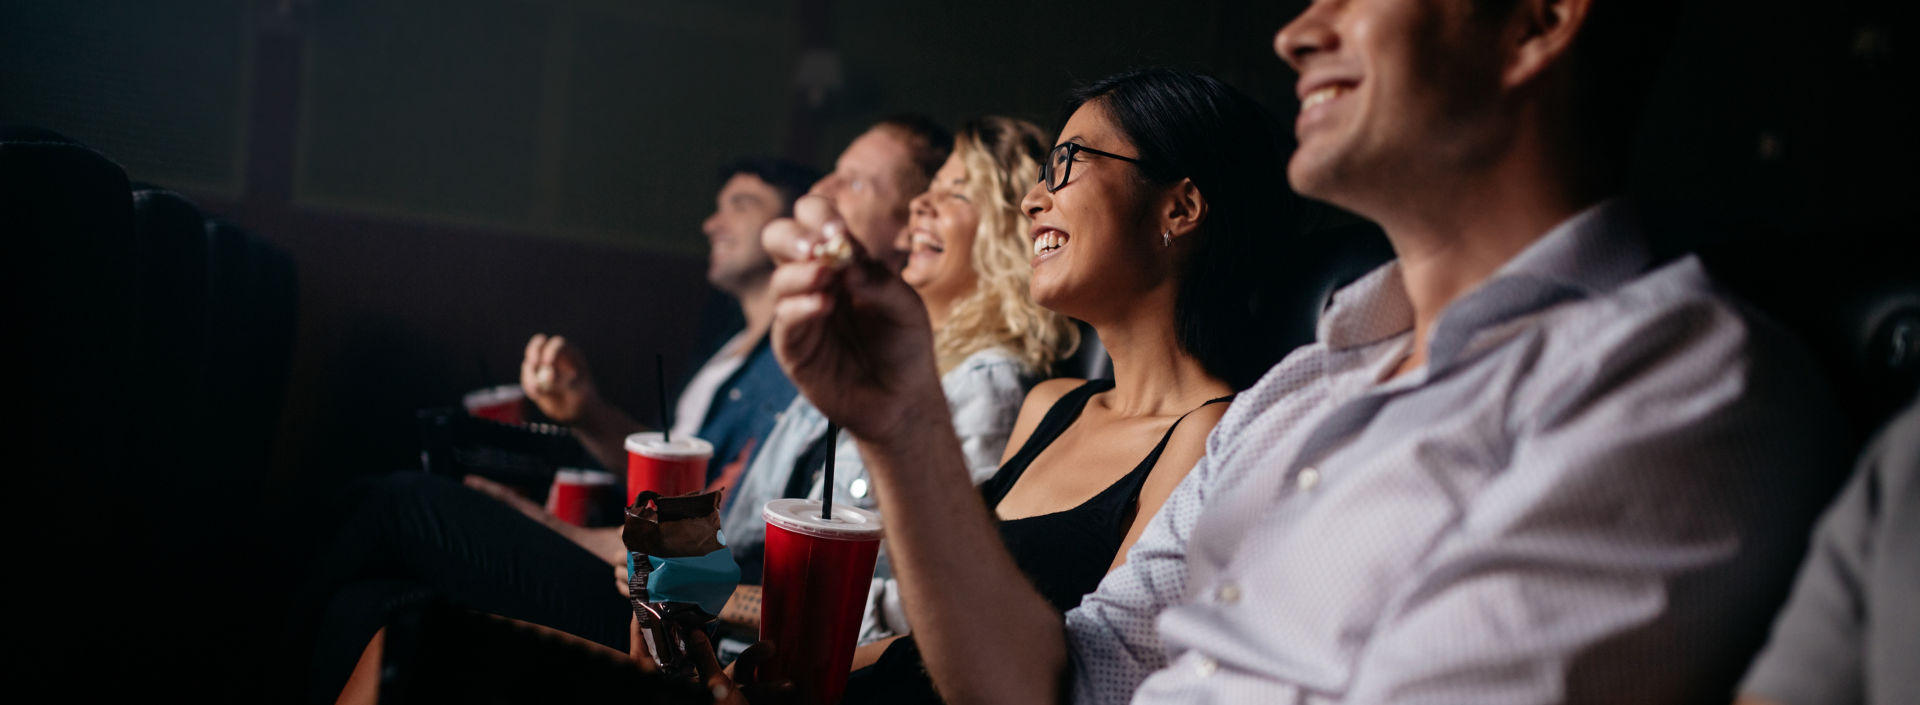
[1318,198,1652,362]
[1318,261,1414,350]
[1487,197,1650,297]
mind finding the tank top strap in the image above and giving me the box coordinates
[980,379,1114,507]
[1099,392,1238,509]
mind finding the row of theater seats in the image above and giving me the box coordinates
[4,126,297,692]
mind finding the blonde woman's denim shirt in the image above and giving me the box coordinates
[721,347,1037,606]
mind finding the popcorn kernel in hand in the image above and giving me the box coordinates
[812,232,854,268]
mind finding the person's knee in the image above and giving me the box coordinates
[309,579,436,705]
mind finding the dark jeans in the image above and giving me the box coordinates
[288,472,629,703]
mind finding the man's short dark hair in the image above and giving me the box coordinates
[718,158,823,215]
[871,114,954,197]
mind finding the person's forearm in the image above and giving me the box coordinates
[569,397,644,472]
[853,398,1068,705]
[719,585,761,627]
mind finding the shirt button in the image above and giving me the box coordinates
[1215,582,1241,604]
[1193,655,1218,677]
[728,388,743,401]
[1297,466,1321,491]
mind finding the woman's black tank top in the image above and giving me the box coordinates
[841,380,1232,705]
[981,379,1233,612]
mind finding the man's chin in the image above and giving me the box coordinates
[872,252,910,276]
[1286,154,1354,209]
[1285,153,1326,197]
[708,262,773,295]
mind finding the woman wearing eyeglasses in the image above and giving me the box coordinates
[769,68,1305,704]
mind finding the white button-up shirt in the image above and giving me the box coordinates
[1065,201,1845,704]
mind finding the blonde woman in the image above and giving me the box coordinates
[713,116,1076,644]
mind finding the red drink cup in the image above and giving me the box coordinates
[545,468,620,526]
[760,498,884,705]
[623,432,711,504]
[462,385,526,425]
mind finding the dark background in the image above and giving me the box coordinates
[1,0,1912,697]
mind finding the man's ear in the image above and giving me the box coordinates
[1162,179,1208,240]
[1504,0,1592,88]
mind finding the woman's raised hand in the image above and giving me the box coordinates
[762,195,944,441]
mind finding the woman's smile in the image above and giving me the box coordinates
[909,228,946,263]
[1030,224,1069,262]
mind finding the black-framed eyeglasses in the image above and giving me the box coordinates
[1039,142,1149,192]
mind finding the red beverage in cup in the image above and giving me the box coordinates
[623,432,711,504]
[545,468,620,526]
[462,384,526,425]
[760,498,884,705]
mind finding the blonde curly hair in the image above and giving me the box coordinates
[934,116,1080,375]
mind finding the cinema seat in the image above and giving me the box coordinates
[3,125,141,679]
[1696,224,1919,441]
[202,216,299,495]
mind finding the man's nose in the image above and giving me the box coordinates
[809,174,844,198]
[1275,1,1337,71]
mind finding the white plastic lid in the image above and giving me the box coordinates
[763,498,883,540]
[554,468,619,485]
[624,431,714,460]
[462,384,524,407]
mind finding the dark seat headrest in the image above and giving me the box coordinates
[1686,222,1919,439]
[1268,219,1396,353]
[0,125,82,144]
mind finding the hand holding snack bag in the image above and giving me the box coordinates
[622,489,741,681]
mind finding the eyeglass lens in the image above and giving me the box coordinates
[1044,143,1075,191]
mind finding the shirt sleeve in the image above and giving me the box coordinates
[1737,455,1870,705]
[1064,451,1212,705]
[943,355,1032,484]
[1341,300,1843,704]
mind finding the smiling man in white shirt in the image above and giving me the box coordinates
[760,0,1847,703]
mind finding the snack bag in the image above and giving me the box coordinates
[623,489,741,679]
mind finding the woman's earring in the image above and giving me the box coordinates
[1162,229,1172,248]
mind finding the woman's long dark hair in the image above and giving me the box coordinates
[1063,68,1305,390]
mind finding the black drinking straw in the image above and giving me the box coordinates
[655,354,670,443]
[821,423,838,520]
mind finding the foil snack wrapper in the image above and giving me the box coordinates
[624,489,739,679]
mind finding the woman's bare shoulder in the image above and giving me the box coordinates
[999,378,1087,465]
[1025,377,1086,408]
[1144,400,1231,486]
